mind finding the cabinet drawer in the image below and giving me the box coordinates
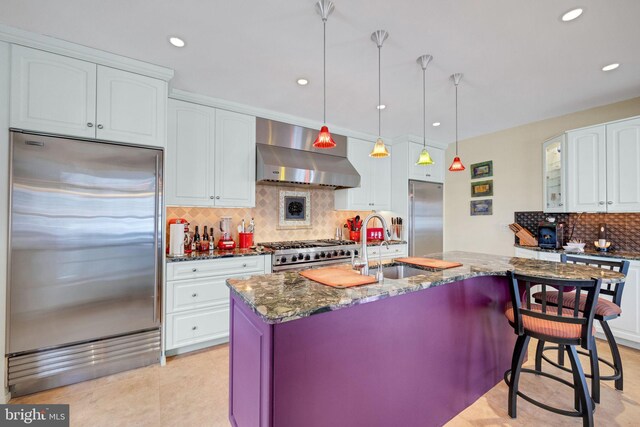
[367,244,408,259]
[166,306,229,350]
[167,276,230,313]
[167,255,266,280]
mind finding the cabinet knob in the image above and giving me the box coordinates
[425,174,431,177]
[599,201,605,205]
[242,263,247,267]
[559,203,563,206]
[216,196,221,200]
[192,293,198,298]
[87,122,94,128]
[192,268,198,272]
[607,201,613,205]
[192,326,198,331]
[97,124,104,129]
[210,196,214,199]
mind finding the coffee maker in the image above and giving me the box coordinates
[537,221,565,249]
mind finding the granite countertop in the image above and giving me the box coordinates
[514,244,640,261]
[227,250,625,324]
[167,247,273,262]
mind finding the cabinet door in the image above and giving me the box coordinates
[213,110,256,207]
[165,99,215,206]
[609,262,640,342]
[336,138,372,210]
[10,45,97,138]
[96,66,166,147]
[542,135,566,212]
[409,143,444,183]
[371,145,392,210]
[606,118,640,212]
[566,126,606,212]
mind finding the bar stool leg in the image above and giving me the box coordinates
[558,344,565,366]
[535,339,544,372]
[567,345,594,427]
[590,336,600,404]
[508,335,530,418]
[601,320,623,391]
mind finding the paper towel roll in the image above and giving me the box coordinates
[169,223,185,256]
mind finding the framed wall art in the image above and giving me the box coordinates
[470,160,493,179]
[471,180,493,197]
[470,199,493,216]
[278,190,312,229]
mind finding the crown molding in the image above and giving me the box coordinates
[0,23,174,81]
[392,134,449,150]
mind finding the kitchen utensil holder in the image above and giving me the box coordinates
[239,232,254,249]
[349,230,361,242]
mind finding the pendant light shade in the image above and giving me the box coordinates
[313,0,336,149]
[416,54,434,166]
[369,30,390,158]
[370,137,390,158]
[448,73,465,172]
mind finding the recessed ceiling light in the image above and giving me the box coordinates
[561,8,583,22]
[602,63,620,71]
[297,78,309,86]
[168,36,185,48]
[377,104,386,110]
[432,122,441,127]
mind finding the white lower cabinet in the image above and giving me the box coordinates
[367,243,408,261]
[165,255,270,352]
[514,247,640,346]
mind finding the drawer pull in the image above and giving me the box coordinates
[242,263,247,267]
[192,326,198,331]
[192,268,198,272]
[192,293,198,298]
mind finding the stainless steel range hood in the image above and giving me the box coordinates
[256,118,360,189]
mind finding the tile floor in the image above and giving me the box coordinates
[9,339,640,426]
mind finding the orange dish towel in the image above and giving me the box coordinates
[299,268,377,288]
[394,257,462,270]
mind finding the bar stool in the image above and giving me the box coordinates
[533,255,629,403]
[504,271,601,427]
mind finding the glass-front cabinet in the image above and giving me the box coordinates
[542,134,567,212]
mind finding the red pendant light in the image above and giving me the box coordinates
[313,0,336,149]
[448,73,466,172]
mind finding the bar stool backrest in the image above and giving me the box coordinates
[561,254,630,307]
[506,271,602,350]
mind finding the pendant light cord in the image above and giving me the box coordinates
[378,44,382,137]
[455,82,459,156]
[423,67,426,148]
[323,18,327,124]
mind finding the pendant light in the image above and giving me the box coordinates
[313,0,336,149]
[416,54,434,165]
[448,73,465,172]
[369,30,390,158]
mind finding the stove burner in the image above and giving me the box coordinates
[259,239,357,250]
[258,240,361,271]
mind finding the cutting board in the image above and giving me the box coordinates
[299,268,377,288]
[394,257,462,270]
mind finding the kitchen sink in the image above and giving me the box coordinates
[372,264,430,279]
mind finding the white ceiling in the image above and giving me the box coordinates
[1,0,639,143]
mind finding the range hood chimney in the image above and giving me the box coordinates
[255,118,360,189]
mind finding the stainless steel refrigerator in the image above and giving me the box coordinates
[7,130,162,397]
[408,180,443,256]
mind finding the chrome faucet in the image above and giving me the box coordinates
[375,240,390,282]
[352,213,389,276]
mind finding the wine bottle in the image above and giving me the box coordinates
[194,226,201,251]
[209,227,215,252]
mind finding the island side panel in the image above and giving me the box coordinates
[229,294,273,427]
[271,276,515,427]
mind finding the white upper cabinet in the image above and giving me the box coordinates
[10,45,166,147]
[335,138,391,211]
[606,117,640,212]
[166,100,215,206]
[213,109,256,207]
[566,125,607,213]
[542,135,566,213]
[166,99,256,208]
[10,45,97,138]
[95,66,166,146]
[408,142,445,183]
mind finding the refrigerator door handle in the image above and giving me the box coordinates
[153,154,161,324]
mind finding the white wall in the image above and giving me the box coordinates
[444,97,640,257]
[0,41,10,402]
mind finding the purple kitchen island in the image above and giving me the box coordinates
[226,251,625,427]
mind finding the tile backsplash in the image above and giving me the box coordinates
[514,211,640,252]
[167,185,373,243]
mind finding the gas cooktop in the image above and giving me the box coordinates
[258,240,360,271]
